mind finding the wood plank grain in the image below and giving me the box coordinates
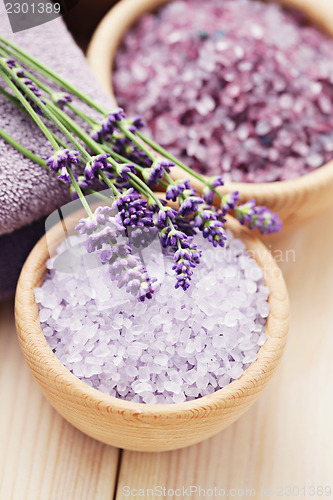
[115,207,333,498]
[0,300,119,500]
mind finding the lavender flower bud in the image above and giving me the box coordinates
[172,238,202,291]
[46,149,80,177]
[202,175,224,204]
[165,179,191,202]
[235,200,282,233]
[128,116,145,133]
[194,206,227,247]
[220,191,240,215]
[84,153,110,180]
[115,163,136,181]
[52,92,72,109]
[157,206,178,225]
[179,193,204,216]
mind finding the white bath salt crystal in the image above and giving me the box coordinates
[39,308,52,323]
[224,311,239,328]
[218,374,231,387]
[242,350,259,363]
[185,340,196,354]
[169,370,183,385]
[185,386,201,398]
[113,356,123,367]
[202,316,216,332]
[307,153,324,169]
[142,393,157,404]
[198,300,215,317]
[114,313,123,328]
[251,24,264,39]
[258,333,268,346]
[174,308,190,322]
[182,371,198,389]
[257,299,270,318]
[164,381,181,394]
[154,354,169,366]
[245,265,263,282]
[85,356,104,366]
[172,392,186,404]
[93,343,110,358]
[138,366,150,382]
[66,352,83,363]
[34,288,44,303]
[196,376,210,391]
[43,326,53,338]
[228,363,244,380]
[134,382,153,394]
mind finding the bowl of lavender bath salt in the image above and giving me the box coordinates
[15,210,289,452]
[88,0,333,227]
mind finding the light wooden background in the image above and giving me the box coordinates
[1,204,333,499]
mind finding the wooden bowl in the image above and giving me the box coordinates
[15,208,289,452]
[87,0,333,228]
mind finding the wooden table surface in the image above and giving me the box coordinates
[1,205,333,499]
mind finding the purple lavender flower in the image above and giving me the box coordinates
[112,188,155,231]
[76,206,155,300]
[75,206,119,236]
[53,92,72,109]
[90,109,126,143]
[179,190,204,216]
[221,191,240,215]
[7,64,46,113]
[157,206,178,225]
[84,153,110,180]
[235,200,257,225]
[193,206,227,247]
[46,149,80,181]
[165,179,191,202]
[128,116,145,133]
[251,206,283,234]
[236,200,282,233]
[101,115,116,137]
[109,107,126,122]
[202,176,224,204]
[58,166,78,184]
[172,238,202,291]
[5,58,16,69]
[90,124,103,143]
[160,226,187,247]
[142,159,174,186]
[114,162,136,181]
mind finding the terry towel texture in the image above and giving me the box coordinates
[0,7,110,300]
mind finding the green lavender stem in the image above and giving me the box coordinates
[0,64,59,149]
[0,36,105,115]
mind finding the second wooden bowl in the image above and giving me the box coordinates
[15,210,289,452]
[87,0,333,229]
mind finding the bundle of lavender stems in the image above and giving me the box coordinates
[0,36,281,301]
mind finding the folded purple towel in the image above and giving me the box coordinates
[0,6,110,300]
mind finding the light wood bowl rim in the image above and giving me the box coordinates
[86,0,333,196]
[15,209,289,418]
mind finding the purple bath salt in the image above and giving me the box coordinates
[36,231,269,404]
[113,0,333,183]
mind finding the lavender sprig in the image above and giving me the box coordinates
[75,206,155,301]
